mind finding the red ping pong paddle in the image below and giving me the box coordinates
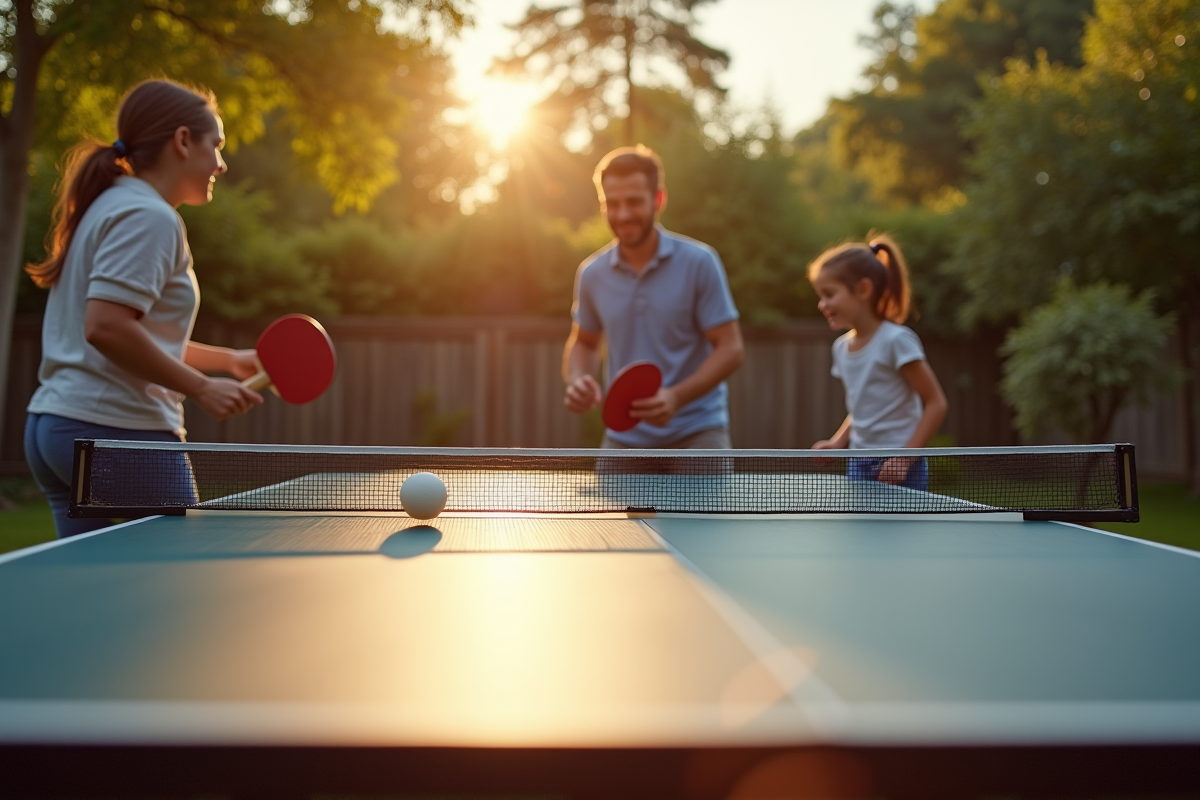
[602,361,662,432]
[242,314,336,404]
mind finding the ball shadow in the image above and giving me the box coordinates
[379,526,443,559]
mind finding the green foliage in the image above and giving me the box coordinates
[788,118,968,333]
[1000,281,1180,442]
[6,0,467,213]
[1095,481,1200,552]
[175,81,827,325]
[386,210,610,316]
[291,218,406,316]
[662,110,818,325]
[831,0,1093,203]
[791,115,875,213]
[948,0,1200,327]
[180,185,335,320]
[413,388,472,447]
[181,191,612,318]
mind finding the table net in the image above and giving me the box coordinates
[69,441,1138,522]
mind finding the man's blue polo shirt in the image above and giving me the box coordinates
[572,225,740,447]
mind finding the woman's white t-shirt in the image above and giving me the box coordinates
[831,321,927,449]
[27,176,199,434]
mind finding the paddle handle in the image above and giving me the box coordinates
[242,370,272,392]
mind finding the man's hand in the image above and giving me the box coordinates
[878,456,917,486]
[812,439,840,450]
[630,386,680,427]
[564,375,602,414]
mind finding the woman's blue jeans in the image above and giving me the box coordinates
[24,413,190,539]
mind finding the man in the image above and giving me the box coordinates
[563,145,744,448]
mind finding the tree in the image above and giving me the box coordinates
[948,0,1200,487]
[1000,281,1179,444]
[0,0,466,455]
[656,96,818,325]
[830,0,1092,204]
[494,0,729,145]
[178,184,336,320]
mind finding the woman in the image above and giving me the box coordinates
[25,79,263,538]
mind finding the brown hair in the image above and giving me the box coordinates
[807,233,912,324]
[26,79,218,288]
[593,144,665,198]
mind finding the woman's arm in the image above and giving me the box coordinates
[84,299,262,420]
[184,341,259,381]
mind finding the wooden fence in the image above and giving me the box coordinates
[2,315,1189,479]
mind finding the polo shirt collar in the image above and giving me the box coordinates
[609,224,675,274]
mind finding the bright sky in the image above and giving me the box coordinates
[449,0,936,141]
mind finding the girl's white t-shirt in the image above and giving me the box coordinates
[27,176,199,434]
[831,321,927,449]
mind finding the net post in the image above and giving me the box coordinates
[67,440,95,518]
[1116,443,1139,522]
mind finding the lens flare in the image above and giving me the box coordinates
[473,80,541,149]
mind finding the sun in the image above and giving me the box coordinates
[473,80,541,150]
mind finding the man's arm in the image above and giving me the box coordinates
[562,323,603,413]
[631,320,744,427]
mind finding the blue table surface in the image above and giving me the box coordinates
[1,511,1197,748]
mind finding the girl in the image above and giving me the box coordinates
[24,79,263,538]
[809,235,948,488]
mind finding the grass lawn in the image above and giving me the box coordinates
[1,476,1198,557]
[1095,481,1200,552]
[0,478,56,554]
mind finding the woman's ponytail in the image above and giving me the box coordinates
[867,234,911,324]
[25,142,130,288]
[25,79,217,289]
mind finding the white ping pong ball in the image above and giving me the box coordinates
[400,471,447,520]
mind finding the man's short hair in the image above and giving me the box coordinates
[593,145,665,198]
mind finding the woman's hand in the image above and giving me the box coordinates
[228,349,261,382]
[193,377,263,421]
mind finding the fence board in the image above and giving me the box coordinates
[1,315,1189,480]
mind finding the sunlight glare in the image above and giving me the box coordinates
[473,80,541,150]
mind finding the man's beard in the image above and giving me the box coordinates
[618,216,656,248]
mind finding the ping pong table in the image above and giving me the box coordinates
[1,441,1197,798]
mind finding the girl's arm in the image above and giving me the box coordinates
[899,360,948,447]
[84,299,262,421]
[185,341,259,381]
[878,360,949,485]
[813,415,852,449]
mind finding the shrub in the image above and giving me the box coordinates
[1000,280,1181,443]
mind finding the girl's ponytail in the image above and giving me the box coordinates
[867,234,911,324]
[25,79,217,289]
[26,142,130,288]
